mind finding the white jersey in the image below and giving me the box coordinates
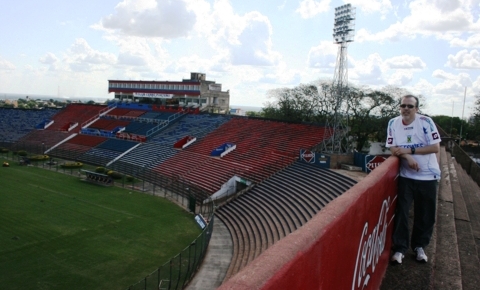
[385,114,441,180]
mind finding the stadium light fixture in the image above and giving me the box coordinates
[333,4,356,44]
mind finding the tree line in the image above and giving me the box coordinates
[0,98,100,109]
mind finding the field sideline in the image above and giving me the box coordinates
[0,164,201,290]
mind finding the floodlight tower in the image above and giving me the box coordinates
[325,3,356,154]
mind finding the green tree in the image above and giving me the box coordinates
[346,87,397,151]
[469,92,480,141]
[263,84,320,122]
[245,111,263,117]
[430,115,469,138]
[262,80,402,151]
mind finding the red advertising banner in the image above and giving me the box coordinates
[366,155,387,172]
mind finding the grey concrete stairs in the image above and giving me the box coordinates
[450,152,480,289]
[381,146,480,289]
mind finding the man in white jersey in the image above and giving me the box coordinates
[385,95,441,265]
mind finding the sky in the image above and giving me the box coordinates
[0,0,479,117]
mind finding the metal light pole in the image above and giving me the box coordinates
[460,87,466,141]
[450,101,454,136]
[324,3,356,153]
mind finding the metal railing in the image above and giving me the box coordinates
[447,140,480,188]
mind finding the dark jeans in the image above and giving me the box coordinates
[392,176,438,254]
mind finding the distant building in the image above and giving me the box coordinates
[229,108,244,116]
[108,72,230,113]
[5,99,18,108]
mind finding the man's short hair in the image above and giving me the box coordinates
[402,95,419,108]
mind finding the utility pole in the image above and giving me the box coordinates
[460,87,466,142]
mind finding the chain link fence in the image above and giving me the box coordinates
[127,209,214,290]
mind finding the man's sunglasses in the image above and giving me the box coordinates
[400,104,415,109]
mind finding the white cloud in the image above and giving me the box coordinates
[195,1,281,66]
[170,53,226,75]
[432,69,473,92]
[94,0,282,81]
[388,70,414,86]
[230,12,281,66]
[278,0,287,10]
[296,0,331,19]
[356,0,480,43]
[307,41,337,69]
[432,69,457,80]
[347,53,425,87]
[66,38,117,72]
[356,23,409,43]
[39,53,58,65]
[407,77,474,117]
[350,53,385,85]
[348,0,393,17]
[117,52,148,66]
[296,0,393,27]
[100,0,196,38]
[0,56,16,71]
[407,0,474,32]
[450,34,480,48]
[446,49,480,69]
[196,0,242,47]
[385,55,426,69]
[473,75,480,93]
[106,34,167,68]
[411,78,435,97]
[258,62,303,85]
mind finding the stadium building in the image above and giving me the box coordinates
[108,72,230,113]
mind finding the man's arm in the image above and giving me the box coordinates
[390,143,440,156]
[389,143,440,171]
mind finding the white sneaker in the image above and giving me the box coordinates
[390,252,404,265]
[415,247,428,263]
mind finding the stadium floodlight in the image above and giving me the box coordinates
[332,3,356,91]
[333,4,356,44]
[323,3,356,154]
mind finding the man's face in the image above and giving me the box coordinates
[400,97,418,121]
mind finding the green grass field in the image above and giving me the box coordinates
[0,164,202,290]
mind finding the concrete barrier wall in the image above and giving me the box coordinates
[218,157,399,290]
[449,140,480,188]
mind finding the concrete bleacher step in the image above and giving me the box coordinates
[450,155,480,289]
[340,164,362,171]
[433,149,462,289]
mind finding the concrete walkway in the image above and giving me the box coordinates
[381,146,480,289]
[185,217,233,290]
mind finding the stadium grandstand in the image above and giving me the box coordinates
[4,100,340,201]
[0,107,59,147]
[2,95,479,289]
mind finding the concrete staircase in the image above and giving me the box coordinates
[381,146,480,289]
